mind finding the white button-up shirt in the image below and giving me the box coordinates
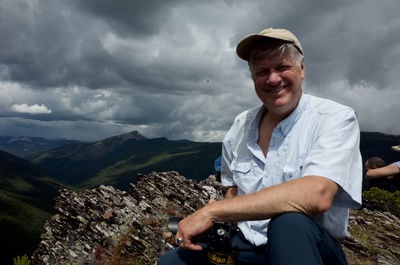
[221,93,362,246]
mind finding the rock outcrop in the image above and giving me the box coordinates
[32,171,400,265]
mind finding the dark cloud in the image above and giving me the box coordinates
[72,0,180,37]
[0,0,399,142]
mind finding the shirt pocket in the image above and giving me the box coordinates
[233,161,251,176]
[232,161,261,194]
[282,162,303,182]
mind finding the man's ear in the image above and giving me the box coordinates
[301,62,306,79]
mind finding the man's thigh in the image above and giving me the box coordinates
[267,212,347,265]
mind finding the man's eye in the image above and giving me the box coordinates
[277,65,290,71]
[255,70,267,76]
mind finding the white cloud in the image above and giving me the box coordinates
[10,103,52,115]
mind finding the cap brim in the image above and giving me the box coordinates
[236,34,300,61]
[236,34,267,61]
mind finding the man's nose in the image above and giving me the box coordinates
[266,71,281,85]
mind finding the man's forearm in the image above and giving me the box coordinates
[205,175,338,223]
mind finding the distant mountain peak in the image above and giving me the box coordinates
[118,131,147,140]
[93,131,147,147]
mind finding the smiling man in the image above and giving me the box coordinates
[158,28,362,265]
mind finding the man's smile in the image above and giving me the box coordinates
[267,86,285,93]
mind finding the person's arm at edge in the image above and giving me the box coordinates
[365,163,400,180]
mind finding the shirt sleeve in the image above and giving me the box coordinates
[221,124,236,187]
[301,108,363,208]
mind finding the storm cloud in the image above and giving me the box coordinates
[0,0,399,142]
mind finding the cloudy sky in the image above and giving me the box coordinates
[1,0,399,143]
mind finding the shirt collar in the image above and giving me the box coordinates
[249,93,309,138]
[278,93,308,135]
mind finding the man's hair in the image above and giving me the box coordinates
[366,157,386,169]
[248,41,304,75]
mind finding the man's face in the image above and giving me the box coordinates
[251,52,305,117]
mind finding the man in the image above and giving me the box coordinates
[158,28,362,265]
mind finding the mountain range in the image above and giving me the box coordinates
[1,130,400,191]
[25,131,222,190]
[0,136,83,158]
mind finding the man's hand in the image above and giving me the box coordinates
[175,201,216,251]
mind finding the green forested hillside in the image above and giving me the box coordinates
[28,137,222,190]
[0,190,52,264]
[0,150,63,264]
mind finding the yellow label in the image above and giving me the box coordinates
[206,250,235,265]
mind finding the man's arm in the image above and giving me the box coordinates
[176,175,338,250]
[207,175,337,222]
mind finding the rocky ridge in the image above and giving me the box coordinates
[32,171,400,264]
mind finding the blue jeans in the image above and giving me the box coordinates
[157,212,347,265]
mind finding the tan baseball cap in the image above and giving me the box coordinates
[236,28,304,61]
